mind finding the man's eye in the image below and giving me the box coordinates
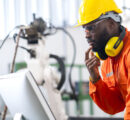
[85,25,95,31]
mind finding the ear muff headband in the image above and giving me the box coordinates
[113,26,125,49]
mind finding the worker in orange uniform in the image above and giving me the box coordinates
[76,0,130,119]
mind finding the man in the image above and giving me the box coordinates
[76,0,130,119]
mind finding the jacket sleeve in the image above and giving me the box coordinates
[89,62,125,115]
[124,51,130,119]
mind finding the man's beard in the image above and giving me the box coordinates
[92,28,111,52]
[92,28,112,60]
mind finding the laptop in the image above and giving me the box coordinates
[0,69,56,120]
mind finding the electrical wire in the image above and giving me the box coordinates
[0,25,25,49]
[43,25,57,36]
[50,54,66,90]
[55,27,77,100]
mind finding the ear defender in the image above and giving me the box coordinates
[95,26,126,60]
[95,49,108,60]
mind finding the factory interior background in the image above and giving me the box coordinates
[0,0,130,119]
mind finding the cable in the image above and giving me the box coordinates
[13,34,36,58]
[43,25,57,36]
[19,46,36,58]
[0,25,25,49]
[50,54,66,90]
[55,27,77,100]
[29,72,57,120]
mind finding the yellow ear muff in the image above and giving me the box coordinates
[95,52,101,60]
[94,26,125,60]
[105,36,123,57]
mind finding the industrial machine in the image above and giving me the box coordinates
[0,15,69,120]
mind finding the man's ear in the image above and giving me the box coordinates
[107,19,117,33]
[108,19,116,28]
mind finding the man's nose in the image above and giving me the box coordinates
[85,30,91,38]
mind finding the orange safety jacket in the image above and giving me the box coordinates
[89,28,130,120]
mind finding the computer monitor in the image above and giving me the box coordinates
[0,69,56,120]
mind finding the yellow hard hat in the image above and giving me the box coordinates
[76,0,122,27]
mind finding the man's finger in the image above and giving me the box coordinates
[85,47,92,60]
[90,51,94,58]
[85,56,98,67]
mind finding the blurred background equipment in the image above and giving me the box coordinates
[1,15,71,120]
[0,13,77,120]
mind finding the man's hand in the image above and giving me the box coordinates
[85,47,101,83]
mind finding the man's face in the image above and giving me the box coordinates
[83,19,111,52]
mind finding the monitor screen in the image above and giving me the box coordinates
[0,69,56,120]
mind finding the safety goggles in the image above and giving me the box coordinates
[83,19,106,33]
